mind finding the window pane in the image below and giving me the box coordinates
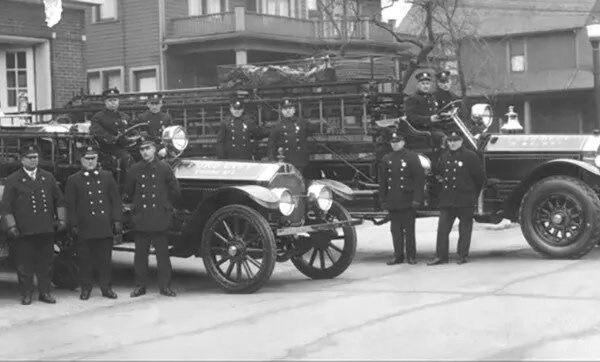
[207,0,221,14]
[99,0,117,19]
[135,69,157,92]
[6,71,16,88]
[18,71,27,87]
[88,74,101,95]
[7,90,17,107]
[189,0,202,15]
[17,52,26,69]
[105,71,121,90]
[6,53,15,69]
[511,55,525,72]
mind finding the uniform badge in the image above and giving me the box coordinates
[295,125,300,132]
[84,171,89,176]
[243,123,247,130]
[401,161,407,167]
[458,161,463,167]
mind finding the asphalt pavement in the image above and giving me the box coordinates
[1,217,600,360]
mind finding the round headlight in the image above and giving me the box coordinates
[162,125,189,152]
[308,183,333,212]
[271,188,296,216]
[471,104,493,129]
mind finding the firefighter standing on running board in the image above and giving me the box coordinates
[378,133,425,265]
[1,144,67,305]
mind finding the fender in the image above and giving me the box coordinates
[311,179,354,200]
[543,159,600,177]
[210,185,280,209]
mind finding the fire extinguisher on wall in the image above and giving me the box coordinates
[18,91,31,113]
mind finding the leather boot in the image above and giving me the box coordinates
[386,257,404,266]
[39,293,57,304]
[407,257,417,265]
[21,292,33,306]
[427,258,448,266]
[159,286,176,297]
[456,256,468,265]
[101,287,118,299]
[80,287,92,300]
[130,286,146,298]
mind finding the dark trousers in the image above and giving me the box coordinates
[430,128,446,165]
[10,234,54,296]
[435,207,474,260]
[78,237,113,289]
[389,208,416,260]
[134,231,172,288]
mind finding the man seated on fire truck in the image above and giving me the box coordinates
[404,71,446,160]
[132,92,173,139]
[90,88,134,179]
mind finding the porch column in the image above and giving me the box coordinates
[236,50,248,65]
[523,99,532,133]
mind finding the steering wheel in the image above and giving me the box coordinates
[116,122,150,141]
[437,99,463,115]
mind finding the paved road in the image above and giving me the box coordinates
[1,218,600,360]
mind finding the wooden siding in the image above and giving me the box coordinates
[165,0,188,21]
[85,5,125,69]
[527,31,576,71]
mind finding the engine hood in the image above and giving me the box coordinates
[173,158,283,182]
[484,134,600,153]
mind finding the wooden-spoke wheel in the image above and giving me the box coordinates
[291,201,357,279]
[201,205,276,294]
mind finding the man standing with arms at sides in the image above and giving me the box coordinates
[132,92,173,139]
[125,136,181,298]
[65,145,122,300]
[1,144,67,305]
[216,95,266,160]
[404,72,445,162]
[379,133,425,265]
[268,98,320,176]
[428,131,485,266]
[90,88,134,180]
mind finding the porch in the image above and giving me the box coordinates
[165,7,397,45]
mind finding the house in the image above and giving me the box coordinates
[398,0,600,134]
[84,0,407,94]
[0,0,98,113]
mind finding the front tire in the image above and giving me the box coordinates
[519,176,600,259]
[291,201,357,279]
[201,205,276,294]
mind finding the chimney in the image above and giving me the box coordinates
[387,19,396,28]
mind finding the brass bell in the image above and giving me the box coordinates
[500,106,524,134]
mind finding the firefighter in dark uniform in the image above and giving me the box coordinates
[379,133,425,265]
[428,131,485,266]
[132,92,173,139]
[1,144,67,305]
[64,145,122,300]
[434,70,460,113]
[125,136,181,298]
[216,97,265,160]
[267,98,320,175]
[404,72,445,161]
[90,88,134,177]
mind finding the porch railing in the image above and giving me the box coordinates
[167,7,395,43]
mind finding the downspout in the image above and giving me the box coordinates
[158,0,166,90]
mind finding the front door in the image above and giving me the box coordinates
[0,48,35,114]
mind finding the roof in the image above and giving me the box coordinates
[397,0,599,38]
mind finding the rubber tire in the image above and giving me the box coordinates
[201,205,276,294]
[519,176,600,259]
[291,200,357,279]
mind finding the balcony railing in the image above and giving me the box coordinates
[167,7,395,43]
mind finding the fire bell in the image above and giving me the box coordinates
[500,106,524,134]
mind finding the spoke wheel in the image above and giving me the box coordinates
[201,205,276,294]
[520,176,600,259]
[291,201,357,279]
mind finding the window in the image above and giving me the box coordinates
[189,0,224,16]
[5,51,28,108]
[86,67,124,94]
[509,37,525,73]
[131,68,158,93]
[261,0,295,17]
[93,0,118,22]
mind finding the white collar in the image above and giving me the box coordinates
[24,168,37,178]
